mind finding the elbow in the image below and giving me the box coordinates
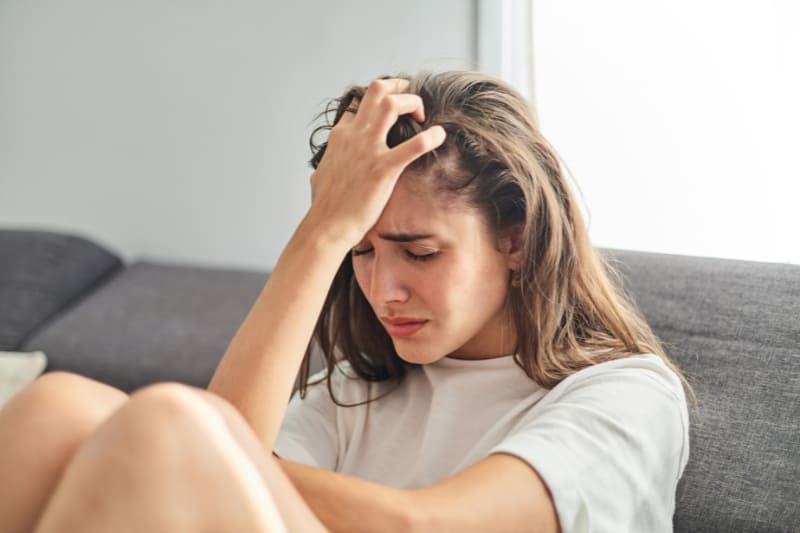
[397,489,433,533]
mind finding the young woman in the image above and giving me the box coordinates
[0,71,693,532]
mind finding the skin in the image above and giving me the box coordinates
[207,78,449,453]
[351,171,521,363]
[0,78,559,532]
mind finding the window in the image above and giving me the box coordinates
[480,0,799,264]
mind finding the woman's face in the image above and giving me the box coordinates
[352,171,518,363]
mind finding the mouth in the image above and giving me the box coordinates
[380,317,429,338]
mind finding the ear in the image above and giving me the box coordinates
[497,223,524,271]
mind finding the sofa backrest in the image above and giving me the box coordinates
[0,230,123,351]
[606,249,799,533]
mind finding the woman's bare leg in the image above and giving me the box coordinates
[186,388,329,533]
[32,382,327,533]
[0,372,128,533]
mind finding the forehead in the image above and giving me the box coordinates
[370,170,485,238]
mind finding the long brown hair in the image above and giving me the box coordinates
[297,70,696,406]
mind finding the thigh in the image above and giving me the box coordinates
[0,372,128,533]
[32,383,319,533]
[183,388,329,533]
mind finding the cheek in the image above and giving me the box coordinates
[410,272,444,309]
[447,254,509,312]
[421,262,479,320]
[352,261,380,309]
[352,260,369,295]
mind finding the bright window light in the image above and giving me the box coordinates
[509,1,799,264]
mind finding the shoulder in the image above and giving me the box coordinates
[489,354,690,532]
[532,353,690,453]
[554,353,686,403]
[547,353,689,437]
[543,352,690,471]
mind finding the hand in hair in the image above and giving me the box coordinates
[306,78,446,247]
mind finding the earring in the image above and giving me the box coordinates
[510,270,521,288]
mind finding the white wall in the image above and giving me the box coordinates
[532,0,800,264]
[0,1,476,270]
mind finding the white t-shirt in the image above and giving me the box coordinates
[273,353,690,533]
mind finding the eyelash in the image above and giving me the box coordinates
[351,248,437,262]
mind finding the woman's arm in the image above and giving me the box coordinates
[274,454,559,533]
[207,217,347,452]
[274,456,417,533]
[207,78,446,452]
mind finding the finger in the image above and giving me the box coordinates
[337,107,356,125]
[370,94,425,133]
[385,125,447,171]
[367,78,412,96]
[380,78,412,93]
[358,78,412,118]
[337,98,360,125]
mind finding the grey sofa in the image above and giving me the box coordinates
[1,228,798,532]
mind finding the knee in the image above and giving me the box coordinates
[78,382,231,468]
[3,371,127,433]
[38,383,287,533]
[111,382,223,443]
[0,372,128,475]
[128,381,210,418]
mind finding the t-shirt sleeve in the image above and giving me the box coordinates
[272,368,339,470]
[488,355,690,533]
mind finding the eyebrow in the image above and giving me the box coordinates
[377,232,435,243]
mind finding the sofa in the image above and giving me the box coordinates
[1,228,797,532]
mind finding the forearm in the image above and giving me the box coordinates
[275,457,418,533]
[208,212,348,451]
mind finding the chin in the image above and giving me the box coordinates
[392,340,447,365]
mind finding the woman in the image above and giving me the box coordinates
[0,71,693,532]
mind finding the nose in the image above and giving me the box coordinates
[368,255,409,305]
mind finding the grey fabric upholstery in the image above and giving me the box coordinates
[604,249,799,533]
[4,226,798,532]
[22,261,268,392]
[0,230,122,350]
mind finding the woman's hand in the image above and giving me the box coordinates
[306,78,446,248]
[209,78,445,453]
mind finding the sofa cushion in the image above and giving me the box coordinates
[22,261,269,393]
[0,229,123,350]
[605,249,799,533]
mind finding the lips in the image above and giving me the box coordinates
[380,317,428,338]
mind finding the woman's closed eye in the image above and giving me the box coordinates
[351,247,438,262]
[405,250,437,262]
[351,246,373,257]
